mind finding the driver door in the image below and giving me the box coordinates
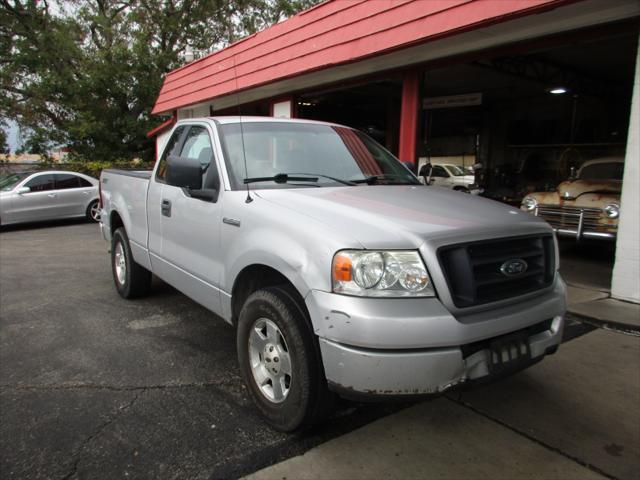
[430,165,451,187]
[158,124,223,314]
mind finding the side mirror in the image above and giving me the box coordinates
[16,186,30,194]
[166,155,203,190]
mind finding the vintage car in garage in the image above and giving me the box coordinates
[520,157,623,241]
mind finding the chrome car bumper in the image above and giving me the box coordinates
[553,228,616,241]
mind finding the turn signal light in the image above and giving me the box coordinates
[332,254,352,282]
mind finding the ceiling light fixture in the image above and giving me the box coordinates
[549,87,567,95]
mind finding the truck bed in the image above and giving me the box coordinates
[100,169,151,268]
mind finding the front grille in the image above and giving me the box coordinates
[438,235,555,308]
[536,205,603,230]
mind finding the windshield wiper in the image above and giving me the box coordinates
[244,173,319,184]
[351,174,420,185]
[287,172,357,186]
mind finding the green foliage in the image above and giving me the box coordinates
[0,0,320,162]
[0,123,8,154]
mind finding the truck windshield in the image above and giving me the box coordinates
[0,172,31,191]
[218,122,420,189]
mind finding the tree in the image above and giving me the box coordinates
[0,0,319,162]
[0,122,8,155]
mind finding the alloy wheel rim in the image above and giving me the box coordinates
[114,242,126,285]
[248,318,292,403]
[91,203,101,221]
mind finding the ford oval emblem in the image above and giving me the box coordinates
[500,258,528,277]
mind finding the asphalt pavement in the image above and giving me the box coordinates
[0,221,403,479]
[1,221,638,480]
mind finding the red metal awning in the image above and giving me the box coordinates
[151,0,568,115]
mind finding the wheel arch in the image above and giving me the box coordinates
[110,210,125,235]
[230,263,311,327]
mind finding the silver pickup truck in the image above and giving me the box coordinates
[99,117,566,431]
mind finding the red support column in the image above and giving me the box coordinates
[398,70,420,164]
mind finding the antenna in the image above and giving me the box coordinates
[232,54,253,203]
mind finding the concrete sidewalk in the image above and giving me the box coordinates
[567,284,640,332]
[246,325,640,480]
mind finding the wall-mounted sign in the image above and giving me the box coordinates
[423,92,482,110]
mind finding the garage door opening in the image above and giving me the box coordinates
[296,79,403,155]
[419,24,638,293]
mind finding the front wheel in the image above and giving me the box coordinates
[86,200,101,222]
[111,227,151,299]
[237,286,333,431]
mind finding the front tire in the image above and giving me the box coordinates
[111,227,151,299]
[237,286,333,431]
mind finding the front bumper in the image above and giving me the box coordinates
[320,315,563,399]
[554,228,616,241]
[306,276,566,398]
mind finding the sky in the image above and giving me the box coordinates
[2,120,20,153]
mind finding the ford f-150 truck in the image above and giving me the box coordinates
[99,117,566,431]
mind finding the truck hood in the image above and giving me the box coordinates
[556,179,621,199]
[256,185,546,249]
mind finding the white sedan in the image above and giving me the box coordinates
[0,170,100,227]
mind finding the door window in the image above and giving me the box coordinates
[78,177,93,187]
[180,126,214,169]
[55,174,81,189]
[24,174,55,192]
[431,166,449,178]
[178,126,219,190]
[156,126,186,182]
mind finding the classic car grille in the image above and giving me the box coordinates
[535,205,603,230]
[438,235,555,308]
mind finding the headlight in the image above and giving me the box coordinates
[521,196,538,212]
[332,250,435,297]
[604,204,619,219]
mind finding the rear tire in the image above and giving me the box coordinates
[111,227,151,299]
[237,285,334,431]
[86,200,101,222]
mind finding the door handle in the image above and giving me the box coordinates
[47,193,57,198]
[161,199,172,217]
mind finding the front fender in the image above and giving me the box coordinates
[224,226,322,299]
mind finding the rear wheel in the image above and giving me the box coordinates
[237,286,334,431]
[111,227,151,298]
[86,200,101,222]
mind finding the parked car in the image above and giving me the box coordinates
[521,157,623,241]
[100,117,566,431]
[0,170,100,226]
[418,162,481,194]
